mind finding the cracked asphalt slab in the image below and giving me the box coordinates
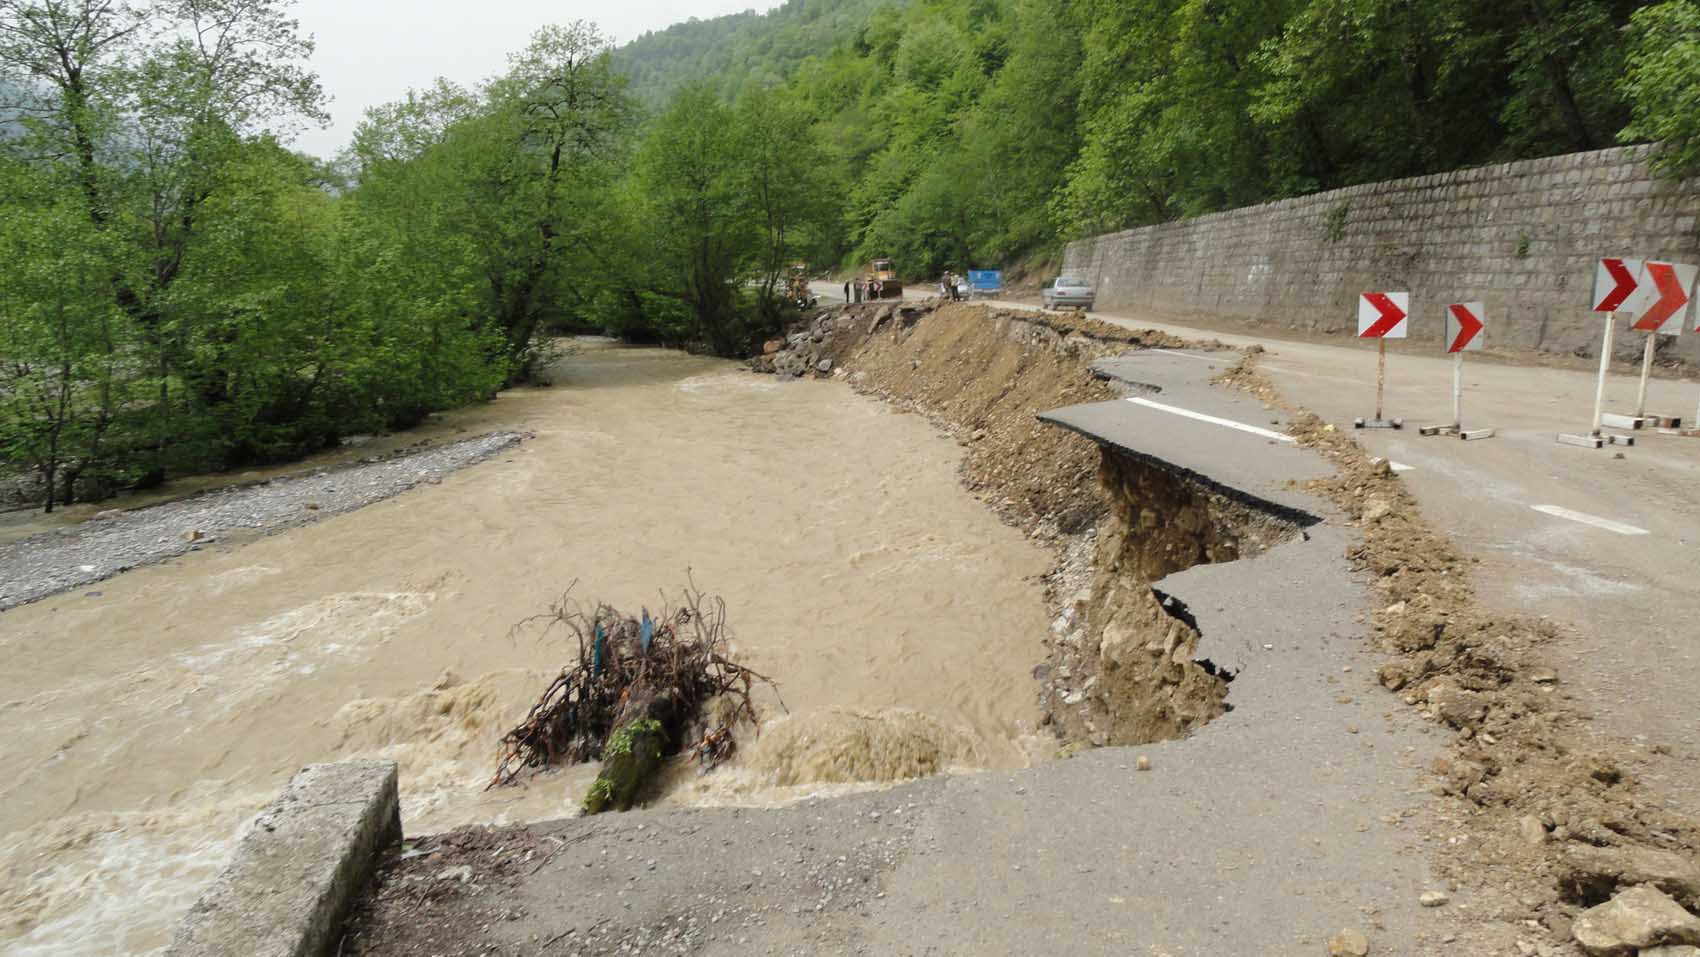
[0,432,526,612]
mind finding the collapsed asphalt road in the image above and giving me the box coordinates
[342,329,1450,956]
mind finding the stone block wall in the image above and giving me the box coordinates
[1061,146,1700,363]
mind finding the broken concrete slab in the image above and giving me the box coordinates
[165,760,401,957]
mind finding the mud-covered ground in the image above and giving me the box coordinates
[0,433,527,612]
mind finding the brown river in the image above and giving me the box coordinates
[0,343,1053,955]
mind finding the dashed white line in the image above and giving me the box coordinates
[1125,396,1296,443]
[1531,505,1649,536]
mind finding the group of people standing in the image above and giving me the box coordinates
[842,278,886,303]
[939,273,968,301]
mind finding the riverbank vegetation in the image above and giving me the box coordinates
[5,0,1700,510]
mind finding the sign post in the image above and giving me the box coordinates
[1420,302,1493,440]
[1602,259,1693,430]
[1560,259,1642,449]
[1354,292,1408,430]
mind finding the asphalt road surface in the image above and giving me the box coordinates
[815,278,1700,818]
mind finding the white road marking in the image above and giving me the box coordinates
[1126,397,1296,443]
[1149,348,1221,363]
[1531,505,1649,536]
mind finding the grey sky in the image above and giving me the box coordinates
[286,0,777,159]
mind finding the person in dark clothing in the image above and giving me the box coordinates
[843,280,851,302]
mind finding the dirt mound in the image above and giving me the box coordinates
[1222,357,1700,953]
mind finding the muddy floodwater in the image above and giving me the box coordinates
[0,343,1054,955]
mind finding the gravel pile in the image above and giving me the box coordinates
[0,432,527,611]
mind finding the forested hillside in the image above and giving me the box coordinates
[613,0,893,105]
[5,0,1700,513]
[618,0,1684,275]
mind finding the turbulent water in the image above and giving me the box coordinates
[0,343,1053,955]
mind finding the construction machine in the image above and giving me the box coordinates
[863,259,902,299]
[785,262,816,309]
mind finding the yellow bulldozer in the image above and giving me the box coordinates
[785,263,816,308]
[863,259,902,299]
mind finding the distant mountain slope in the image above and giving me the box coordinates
[613,0,897,104]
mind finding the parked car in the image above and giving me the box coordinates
[1041,276,1095,311]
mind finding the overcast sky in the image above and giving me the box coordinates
[286,0,778,158]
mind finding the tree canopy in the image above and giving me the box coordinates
[5,0,1700,511]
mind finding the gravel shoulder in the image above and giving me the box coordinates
[0,432,527,612]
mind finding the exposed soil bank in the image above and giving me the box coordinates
[760,301,1297,748]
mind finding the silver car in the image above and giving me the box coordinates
[1042,276,1095,311]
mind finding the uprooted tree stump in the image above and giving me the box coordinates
[489,583,779,814]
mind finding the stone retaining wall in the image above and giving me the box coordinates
[1062,146,1700,363]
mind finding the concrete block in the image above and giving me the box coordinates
[165,761,402,957]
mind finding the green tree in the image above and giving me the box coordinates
[736,86,841,327]
[635,84,754,353]
[1621,0,1700,176]
[0,160,138,510]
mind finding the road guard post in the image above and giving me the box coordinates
[1420,302,1494,440]
[1354,292,1408,430]
[1601,259,1693,431]
[1560,258,1643,449]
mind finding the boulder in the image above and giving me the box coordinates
[1327,928,1370,956]
[1361,497,1393,523]
[1426,682,1489,729]
[1562,845,1700,910]
[816,359,833,374]
[1572,885,1700,956]
[762,339,783,355]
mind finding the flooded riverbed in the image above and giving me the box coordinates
[0,343,1054,955]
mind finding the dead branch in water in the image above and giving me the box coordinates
[488,582,782,811]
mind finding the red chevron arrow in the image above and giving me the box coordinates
[1595,258,1638,312]
[1360,292,1407,338]
[1632,261,1689,332]
[1447,303,1483,353]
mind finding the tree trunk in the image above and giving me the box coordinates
[581,685,677,814]
[1544,55,1594,151]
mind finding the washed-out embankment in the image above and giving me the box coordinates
[757,299,1700,954]
[755,299,1307,747]
[162,298,1700,956]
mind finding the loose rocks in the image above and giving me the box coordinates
[1562,845,1700,911]
[1571,885,1700,956]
